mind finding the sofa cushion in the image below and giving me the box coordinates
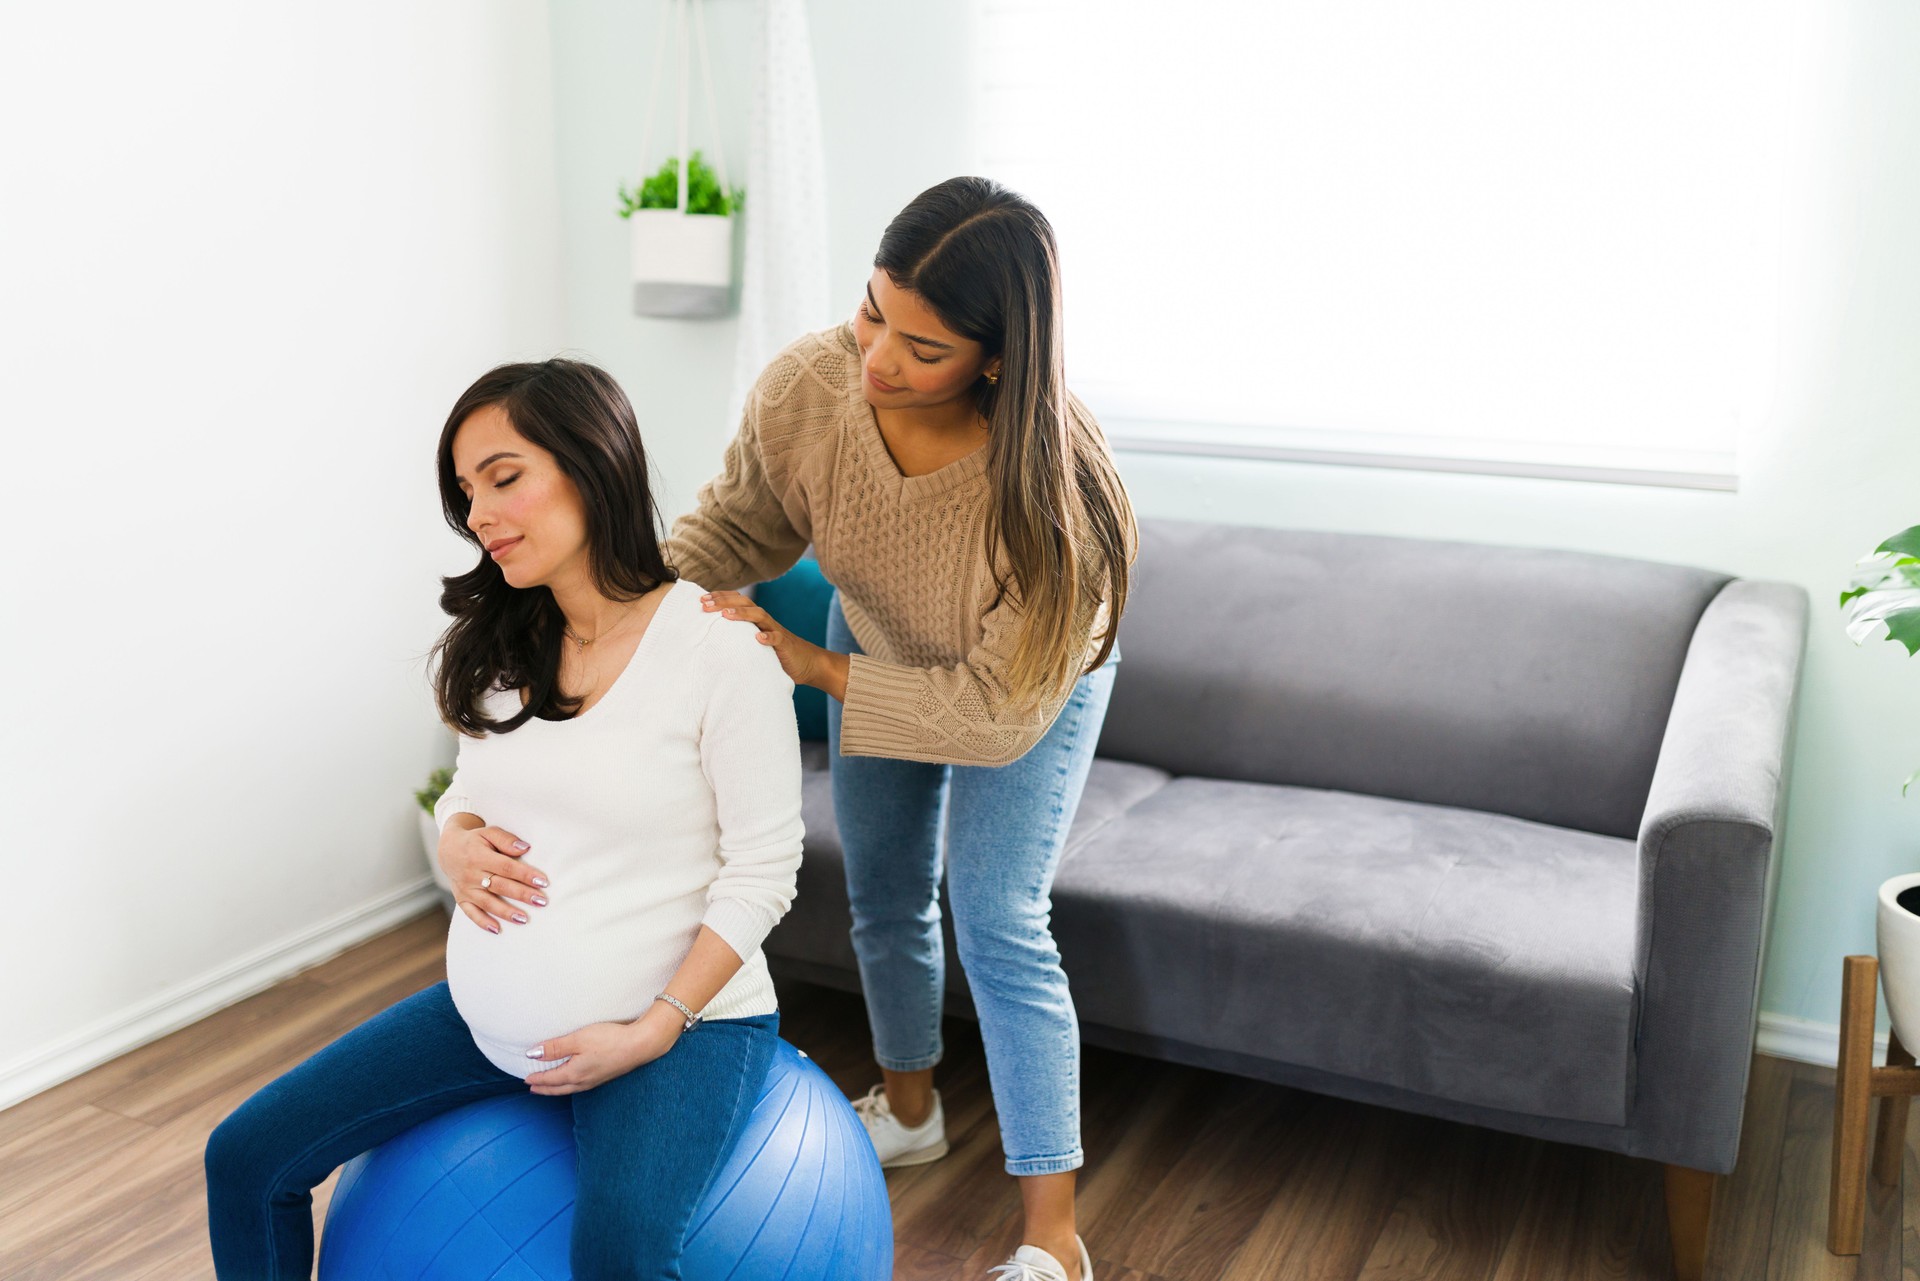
[768,750,1175,984]
[1050,776,1641,1126]
[770,749,1637,1127]
[1096,519,1730,838]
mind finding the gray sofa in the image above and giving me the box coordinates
[762,517,1806,1274]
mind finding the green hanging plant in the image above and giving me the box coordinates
[414,766,454,815]
[1841,523,1920,794]
[617,150,744,218]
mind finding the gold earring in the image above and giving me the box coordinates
[984,369,999,385]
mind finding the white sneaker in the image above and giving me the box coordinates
[850,1082,949,1167]
[987,1236,1094,1281]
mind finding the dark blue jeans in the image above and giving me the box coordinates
[203,980,778,1280]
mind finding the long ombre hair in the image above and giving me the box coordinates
[430,359,677,736]
[875,176,1137,714]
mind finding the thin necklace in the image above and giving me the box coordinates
[563,598,648,655]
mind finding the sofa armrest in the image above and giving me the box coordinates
[1629,578,1808,1171]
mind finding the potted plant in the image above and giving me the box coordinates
[1845,526,1920,1048]
[414,766,455,899]
[619,149,743,318]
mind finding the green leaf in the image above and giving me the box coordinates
[1842,576,1920,645]
[1884,606,1920,656]
[617,150,741,217]
[1876,525,1920,559]
[413,766,455,814]
[1841,586,1870,606]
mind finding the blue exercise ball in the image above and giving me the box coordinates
[316,1039,891,1280]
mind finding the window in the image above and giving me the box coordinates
[974,1,1815,490]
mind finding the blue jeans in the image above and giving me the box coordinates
[824,589,1118,1177]
[203,980,778,1280]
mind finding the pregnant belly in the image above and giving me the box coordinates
[444,894,695,1075]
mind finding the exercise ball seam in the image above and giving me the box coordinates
[722,1081,815,1269]
[685,1067,805,1241]
[319,1042,890,1280]
[327,1089,546,1272]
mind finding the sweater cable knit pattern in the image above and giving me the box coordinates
[661,319,1113,767]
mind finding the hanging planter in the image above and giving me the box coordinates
[620,0,744,319]
[619,150,742,318]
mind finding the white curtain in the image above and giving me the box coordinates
[726,0,831,435]
[975,0,1809,486]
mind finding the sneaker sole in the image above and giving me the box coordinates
[877,1135,950,1168]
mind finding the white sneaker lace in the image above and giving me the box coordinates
[986,1257,1066,1281]
[851,1083,890,1124]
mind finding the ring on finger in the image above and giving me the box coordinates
[481,874,492,889]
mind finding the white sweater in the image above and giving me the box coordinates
[432,577,805,1079]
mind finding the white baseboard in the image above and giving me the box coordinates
[0,879,446,1113]
[1756,1009,1883,1069]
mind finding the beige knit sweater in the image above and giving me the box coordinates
[660,319,1115,767]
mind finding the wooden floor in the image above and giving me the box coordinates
[0,905,1912,1280]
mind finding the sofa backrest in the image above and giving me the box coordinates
[1095,519,1731,838]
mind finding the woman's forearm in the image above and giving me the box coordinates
[811,649,850,703]
[663,924,749,1010]
[647,924,748,1033]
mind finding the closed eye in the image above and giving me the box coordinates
[860,300,939,364]
[457,471,522,496]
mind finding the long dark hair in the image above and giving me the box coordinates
[430,359,676,735]
[875,176,1136,713]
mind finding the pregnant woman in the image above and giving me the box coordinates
[203,359,805,1280]
[662,176,1136,1281]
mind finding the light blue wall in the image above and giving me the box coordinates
[546,1,1920,1037]
[546,0,976,520]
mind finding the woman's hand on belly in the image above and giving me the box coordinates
[522,1004,684,1095]
[439,815,552,935]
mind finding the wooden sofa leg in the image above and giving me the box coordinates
[1664,1163,1716,1281]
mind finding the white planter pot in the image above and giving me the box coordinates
[1876,871,1920,1049]
[629,208,735,318]
[419,808,452,896]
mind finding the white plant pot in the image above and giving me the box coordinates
[1876,871,1920,1049]
[419,808,452,896]
[629,208,735,318]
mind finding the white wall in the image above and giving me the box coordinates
[543,0,979,524]
[0,0,564,1102]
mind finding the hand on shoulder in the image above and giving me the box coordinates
[696,587,813,691]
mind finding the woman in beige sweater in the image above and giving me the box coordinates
[662,176,1136,1281]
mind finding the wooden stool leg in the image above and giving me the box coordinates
[1663,1163,1715,1281]
[1829,954,1879,1254]
[1872,1027,1915,1186]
